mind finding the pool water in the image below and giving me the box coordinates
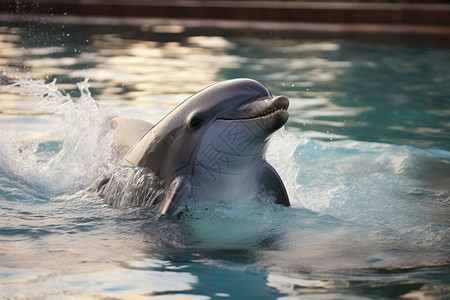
[1,22,449,299]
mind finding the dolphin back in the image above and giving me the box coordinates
[108,117,154,160]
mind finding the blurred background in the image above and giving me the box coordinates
[1,0,450,35]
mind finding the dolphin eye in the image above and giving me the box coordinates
[188,116,203,130]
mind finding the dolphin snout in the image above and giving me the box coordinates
[274,96,289,110]
[271,96,289,130]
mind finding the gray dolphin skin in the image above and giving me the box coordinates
[98,78,290,215]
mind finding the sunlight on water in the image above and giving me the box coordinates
[2,259,198,299]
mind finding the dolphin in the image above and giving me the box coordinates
[98,78,290,215]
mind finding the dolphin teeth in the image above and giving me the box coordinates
[249,105,286,119]
[260,107,279,118]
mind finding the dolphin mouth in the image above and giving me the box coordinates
[249,100,288,119]
[220,96,289,120]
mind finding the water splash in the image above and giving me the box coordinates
[97,163,163,209]
[266,128,304,208]
[0,77,114,195]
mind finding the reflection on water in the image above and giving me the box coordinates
[1,22,449,299]
[3,266,198,299]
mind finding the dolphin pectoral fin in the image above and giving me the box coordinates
[158,176,191,215]
[96,177,110,193]
[257,162,290,207]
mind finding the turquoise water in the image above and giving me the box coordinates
[1,22,449,299]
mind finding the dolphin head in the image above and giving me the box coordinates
[125,79,289,173]
[183,78,289,139]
